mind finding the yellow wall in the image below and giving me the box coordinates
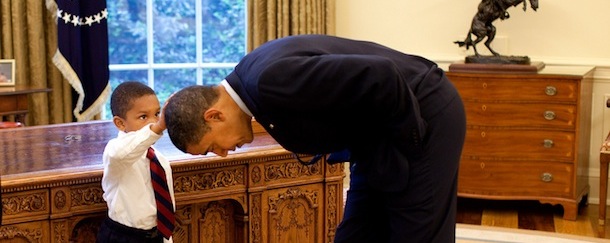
[335,0,610,204]
[335,0,610,65]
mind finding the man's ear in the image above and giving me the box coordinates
[203,108,224,122]
[113,116,126,131]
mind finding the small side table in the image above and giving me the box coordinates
[0,85,51,125]
[600,135,610,226]
[599,98,610,226]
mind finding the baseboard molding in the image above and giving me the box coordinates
[595,66,610,81]
[589,167,603,205]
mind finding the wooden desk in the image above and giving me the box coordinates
[0,86,52,124]
[0,121,345,242]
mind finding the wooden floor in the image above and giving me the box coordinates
[457,197,610,239]
[342,168,610,239]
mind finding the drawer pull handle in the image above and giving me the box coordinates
[544,111,556,120]
[540,173,553,182]
[545,86,557,96]
[543,139,554,148]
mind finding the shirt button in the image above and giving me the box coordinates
[269,124,275,129]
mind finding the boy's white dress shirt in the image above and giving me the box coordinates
[102,124,175,242]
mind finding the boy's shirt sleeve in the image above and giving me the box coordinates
[103,124,163,166]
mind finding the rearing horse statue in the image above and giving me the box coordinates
[455,0,539,56]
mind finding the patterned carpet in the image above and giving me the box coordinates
[456,224,610,243]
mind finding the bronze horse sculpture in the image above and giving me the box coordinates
[455,0,539,57]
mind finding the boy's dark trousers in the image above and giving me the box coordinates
[96,217,164,243]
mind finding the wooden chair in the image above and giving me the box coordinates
[600,99,610,226]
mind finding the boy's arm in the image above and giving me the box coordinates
[104,99,171,160]
[104,126,163,163]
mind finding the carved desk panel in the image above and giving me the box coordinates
[0,121,344,242]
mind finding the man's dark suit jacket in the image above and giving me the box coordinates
[225,35,464,242]
[225,35,459,192]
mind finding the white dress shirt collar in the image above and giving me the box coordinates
[220,79,253,117]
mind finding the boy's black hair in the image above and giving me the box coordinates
[110,81,156,118]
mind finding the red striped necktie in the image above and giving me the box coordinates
[147,147,175,239]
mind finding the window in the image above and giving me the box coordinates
[104,0,246,119]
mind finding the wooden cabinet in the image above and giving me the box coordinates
[0,121,344,242]
[0,86,51,124]
[446,66,594,220]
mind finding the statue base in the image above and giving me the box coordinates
[448,60,545,74]
[465,55,531,65]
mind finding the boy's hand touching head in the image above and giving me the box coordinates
[150,101,167,134]
[150,93,174,135]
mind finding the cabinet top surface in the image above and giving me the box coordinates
[0,85,52,95]
[537,65,595,76]
[0,121,282,179]
[441,64,595,77]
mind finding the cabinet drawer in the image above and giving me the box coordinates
[458,159,572,198]
[464,102,576,129]
[449,76,578,102]
[462,129,575,161]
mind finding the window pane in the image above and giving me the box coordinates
[107,0,147,64]
[203,68,233,85]
[153,0,197,63]
[202,0,246,63]
[105,1,246,120]
[103,70,149,119]
[154,69,197,102]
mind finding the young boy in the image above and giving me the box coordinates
[97,81,175,243]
